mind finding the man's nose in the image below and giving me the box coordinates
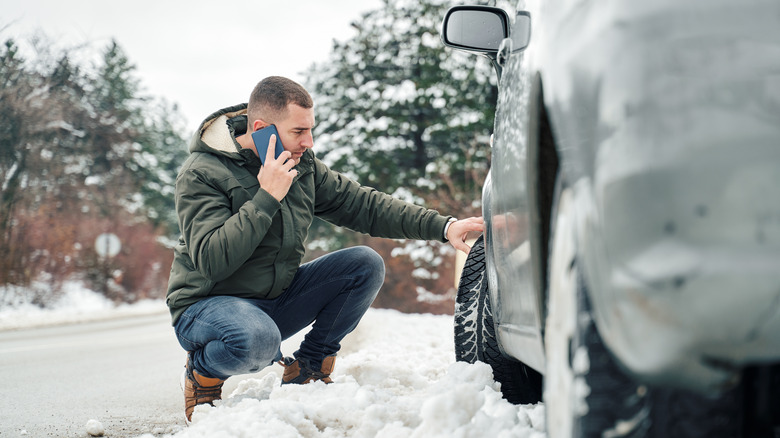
[302,133,314,149]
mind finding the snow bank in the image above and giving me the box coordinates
[0,281,166,331]
[141,309,545,438]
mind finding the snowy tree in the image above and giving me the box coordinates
[0,36,186,296]
[0,40,29,242]
[130,100,189,235]
[84,40,188,233]
[299,0,504,312]
[0,38,98,284]
[306,0,496,203]
[0,37,186,237]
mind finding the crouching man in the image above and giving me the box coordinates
[166,76,483,421]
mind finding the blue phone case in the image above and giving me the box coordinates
[251,125,286,164]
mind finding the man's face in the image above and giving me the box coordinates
[269,104,315,165]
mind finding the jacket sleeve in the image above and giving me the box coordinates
[175,158,281,282]
[312,159,450,242]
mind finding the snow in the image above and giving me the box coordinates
[85,419,105,437]
[1,283,546,437]
[141,309,546,438]
[0,281,165,331]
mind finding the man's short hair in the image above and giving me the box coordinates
[248,76,313,125]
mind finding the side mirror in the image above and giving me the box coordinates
[441,6,510,53]
[441,6,531,54]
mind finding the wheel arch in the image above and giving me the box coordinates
[527,73,560,328]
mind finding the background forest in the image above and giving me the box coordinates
[0,0,498,314]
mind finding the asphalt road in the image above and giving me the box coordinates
[0,312,302,437]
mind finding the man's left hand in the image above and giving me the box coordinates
[447,217,485,254]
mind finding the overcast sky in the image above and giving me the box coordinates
[3,0,384,133]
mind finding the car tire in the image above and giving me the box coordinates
[545,187,651,438]
[547,259,652,438]
[454,235,543,405]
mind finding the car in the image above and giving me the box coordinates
[441,1,780,437]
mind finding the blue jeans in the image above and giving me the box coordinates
[173,246,385,380]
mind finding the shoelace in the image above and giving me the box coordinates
[278,356,330,381]
[192,384,222,401]
[186,367,223,396]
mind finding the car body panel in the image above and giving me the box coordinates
[486,45,547,373]
[466,0,780,390]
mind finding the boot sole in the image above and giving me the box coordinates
[180,369,191,426]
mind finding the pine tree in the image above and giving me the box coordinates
[0,39,31,282]
[306,0,496,201]
[301,0,502,311]
[0,38,95,284]
[0,36,187,291]
[131,99,189,235]
[85,40,188,235]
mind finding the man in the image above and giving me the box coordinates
[167,76,484,422]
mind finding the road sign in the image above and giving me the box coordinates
[94,233,121,258]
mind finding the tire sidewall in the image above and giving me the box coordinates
[544,187,582,438]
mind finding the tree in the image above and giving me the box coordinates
[0,38,97,284]
[0,39,28,250]
[306,0,496,201]
[130,99,189,235]
[301,0,501,312]
[0,35,186,300]
[85,40,188,235]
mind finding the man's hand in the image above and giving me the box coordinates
[257,134,298,201]
[447,217,485,254]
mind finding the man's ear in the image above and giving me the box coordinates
[252,118,270,132]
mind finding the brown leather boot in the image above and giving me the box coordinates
[182,357,225,422]
[279,354,336,385]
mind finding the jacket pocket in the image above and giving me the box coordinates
[221,173,259,213]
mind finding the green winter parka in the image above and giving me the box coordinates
[165,104,451,324]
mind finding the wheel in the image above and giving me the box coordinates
[454,235,543,405]
[545,187,651,438]
[546,259,652,438]
[545,187,764,438]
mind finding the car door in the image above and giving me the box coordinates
[484,9,547,372]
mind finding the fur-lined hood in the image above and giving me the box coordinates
[188,103,258,164]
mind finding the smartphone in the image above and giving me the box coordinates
[251,125,286,165]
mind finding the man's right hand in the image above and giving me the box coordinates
[257,134,298,201]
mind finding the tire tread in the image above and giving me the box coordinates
[454,236,543,405]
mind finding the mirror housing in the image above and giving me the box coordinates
[511,12,532,53]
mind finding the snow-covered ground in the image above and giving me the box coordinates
[0,281,165,331]
[1,284,546,438]
[150,308,546,438]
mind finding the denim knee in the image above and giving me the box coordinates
[350,246,386,289]
[231,320,282,372]
[200,300,281,375]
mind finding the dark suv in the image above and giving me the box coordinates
[442,2,780,437]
